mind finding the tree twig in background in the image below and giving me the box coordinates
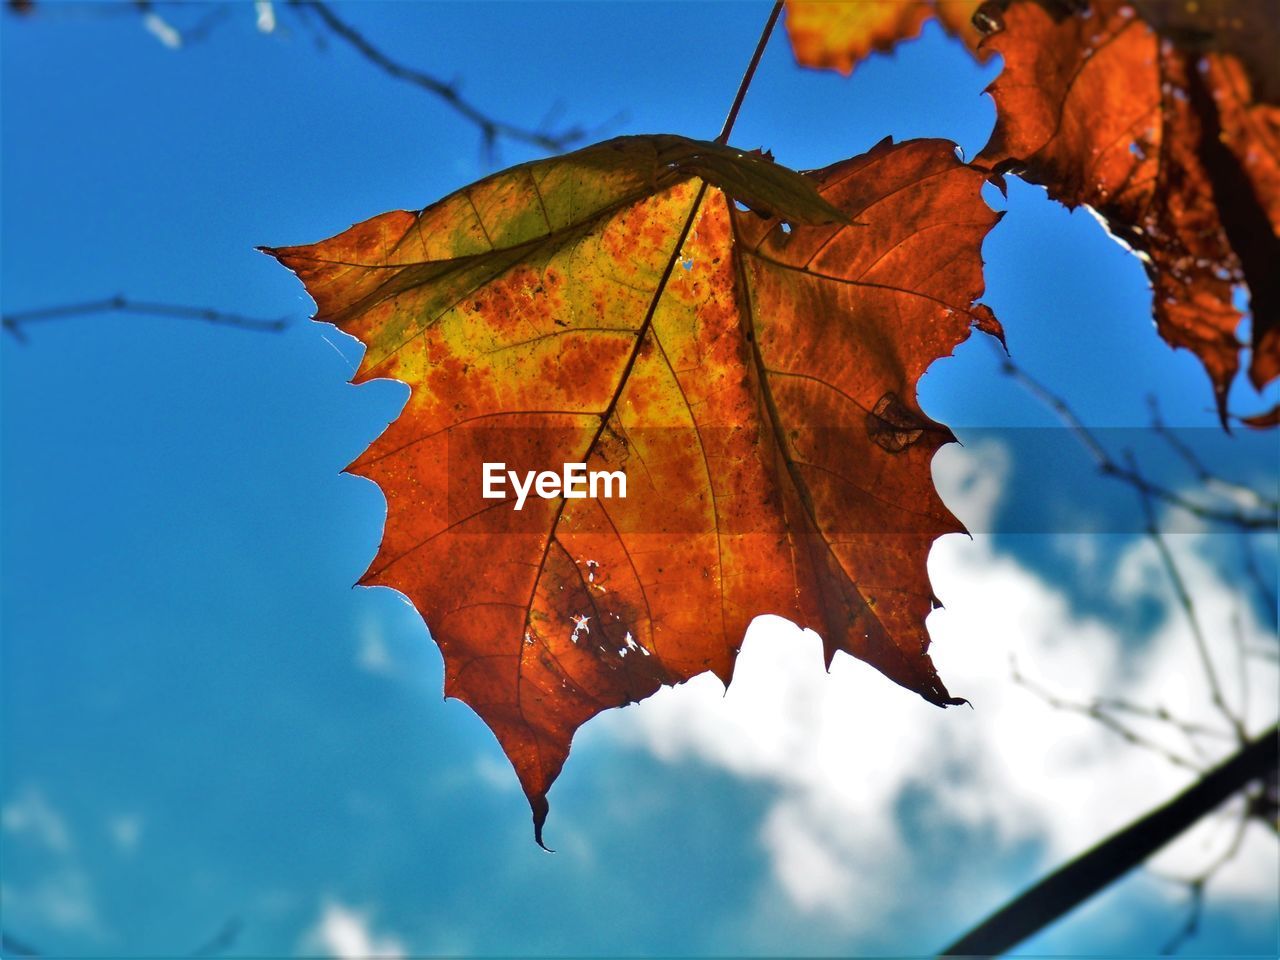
[1230,610,1251,735]
[1126,450,1250,745]
[994,353,1278,531]
[1238,532,1278,630]
[1011,657,1210,771]
[2,297,288,342]
[188,916,242,957]
[288,0,599,157]
[5,1,606,158]
[998,352,1276,953]
[130,1,231,48]
[1091,695,1237,744]
[0,930,40,956]
[939,724,1279,957]
[1148,396,1279,514]
[0,915,241,959]
[1154,807,1251,955]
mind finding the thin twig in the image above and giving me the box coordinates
[289,0,592,157]
[1092,696,1237,743]
[3,297,288,341]
[716,1,784,144]
[1148,396,1278,513]
[1248,768,1278,830]
[189,917,242,958]
[0,930,39,957]
[0,915,241,959]
[1239,532,1278,630]
[1155,807,1251,954]
[1012,658,1207,771]
[995,351,1277,530]
[1230,609,1251,734]
[1127,451,1249,745]
[129,1,229,48]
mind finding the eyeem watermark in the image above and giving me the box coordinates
[483,462,627,511]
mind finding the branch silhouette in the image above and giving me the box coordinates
[0,915,240,958]
[1010,658,1227,772]
[290,0,600,156]
[1153,806,1252,955]
[4,1,606,157]
[1127,449,1251,745]
[2,297,288,343]
[993,347,1278,531]
[940,725,1279,957]
[990,349,1277,954]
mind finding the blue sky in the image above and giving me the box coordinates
[2,2,1277,957]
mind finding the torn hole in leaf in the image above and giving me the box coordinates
[972,1,1005,36]
[731,197,781,221]
[866,392,927,452]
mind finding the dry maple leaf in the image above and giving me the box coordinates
[265,134,1000,844]
[975,0,1280,418]
[785,0,991,74]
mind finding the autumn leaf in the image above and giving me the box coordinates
[785,0,991,74]
[975,0,1280,418]
[1130,0,1280,103]
[1241,404,1280,429]
[265,134,999,843]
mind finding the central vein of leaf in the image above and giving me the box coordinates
[516,180,712,707]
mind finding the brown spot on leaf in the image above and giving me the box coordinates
[866,392,927,452]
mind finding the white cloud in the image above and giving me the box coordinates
[593,439,1278,936]
[304,900,406,960]
[473,755,520,793]
[3,785,72,854]
[357,616,396,676]
[1,786,103,936]
[254,0,277,34]
[107,814,143,855]
[0,869,101,935]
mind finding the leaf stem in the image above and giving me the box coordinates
[716,1,784,145]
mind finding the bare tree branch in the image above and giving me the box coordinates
[940,724,1279,957]
[288,0,600,157]
[5,1,609,157]
[994,350,1277,954]
[1011,657,1214,771]
[0,930,40,957]
[1148,396,1279,514]
[3,296,288,342]
[1239,532,1278,630]
[1127,450,1250,745]
[0,916,241,959]
[1154,806,1251,954]
[994,352,1278,530]
[188,916,242,958]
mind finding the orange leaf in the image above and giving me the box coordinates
[265,134,999,843]
[785,0,990,74]
[975,0,1280,418]
[1239,402,1280,430]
